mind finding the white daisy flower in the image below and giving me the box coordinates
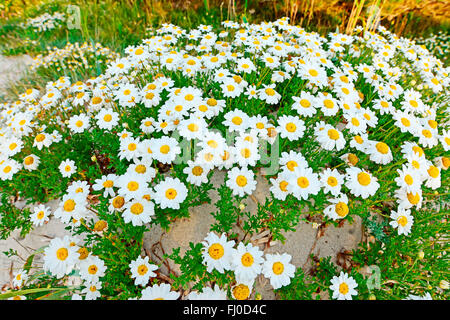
[226,166,257,197]
[324,193,350,220]
[316,124,346,151]
[329,271,358,300]
[30,204,51,226]
[122,198,155,226]
[277,115,306,141]
[319,168,345,196]
[389,208,414,236]
[201,232,235,273]
[262,253,296,289]
[153,177,188,210]
[367,141,393,165]
[287,166,321,201]
[231,242,264,283]
[140,283,180,300]
[79,255,107,283]
[187,285,227,300]
[345,167,379,199]
[129,256,158,286]
[59,159,77,178]
[43,236,79,279]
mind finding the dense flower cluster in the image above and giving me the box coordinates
[0,17,448,300]
[25,12,65,32]
[30,42,119,74]
[415,31,449,63]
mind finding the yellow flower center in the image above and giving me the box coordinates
[56,248,69,261]
[256,122,265,129]
[236,175,247,187]
[397,216,408,227]
[130,203,144,215]
[286,122,296,132]
[88,265,98,275]
[407,192,420,205]
[409,100,418,108]
[207,140,218,148]
[241,253,254,267]
[404,174,414,185]
[187,123,199,132]
[92,97,102,105]
[127,181,139,191]
[327,176,338,187]
[327,129,340,140]
[427,166,439,178]
[24,156,34,165]
[300,99,310,108]
[412,146,424,157]
[76,92,85,99]
[63,199,75,212]
[103,114,112,122]
[160,145,170,154]
[335,202,349,217]
[207,98,217,106]
[279,180,288,192]
[112,196,125,209]
[265,88,275,96]
[128,143,137,151]
[422,129,432,138]
[232,116,242,125]
[339,282,349,295]
[428,120,437,129]
[137,264,148,275]
[272,262,284,275]
[241,148,251,158]
[297,176,309,188]
[324,99,334,109]
[233,284,250,300]
[35,134,45,142]
[375,142,389,154]
[400,118,411,127]
[165,188,177,200]
[309,69,318,77]
[37,211,45,219]
[208,243,224,260]
[357,172,371,186]
[192,166,203,176]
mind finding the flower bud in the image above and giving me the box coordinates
[439,280,449,290]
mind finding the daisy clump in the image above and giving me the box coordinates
[0,17,448,301]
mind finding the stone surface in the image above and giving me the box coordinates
[0,199,71,288]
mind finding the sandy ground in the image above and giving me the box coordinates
[0,55,363,298]
[0,54,33,98]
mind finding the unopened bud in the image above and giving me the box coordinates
[439,280,449,290]
[418,251,425,260]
